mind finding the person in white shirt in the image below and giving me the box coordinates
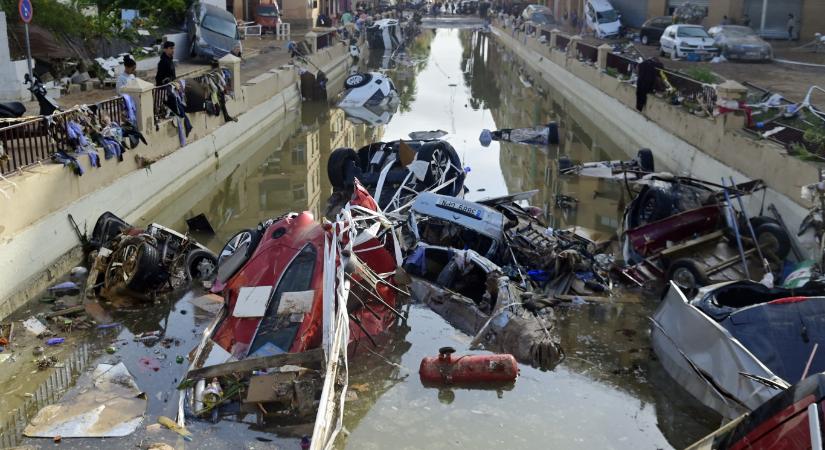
[116,56,137,94]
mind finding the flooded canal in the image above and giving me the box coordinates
[3,27,724,449]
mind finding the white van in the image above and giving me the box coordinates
[584,0,621,39]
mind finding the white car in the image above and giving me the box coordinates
[338,72,399,109]
[584,0,621,39]
[659,24,720,60]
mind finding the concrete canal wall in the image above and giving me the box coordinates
[491,26,813,229]
[0,43,353,320]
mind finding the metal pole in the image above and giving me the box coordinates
[722,179,752,279]
[23,22,33,80]
[759,0,767,35]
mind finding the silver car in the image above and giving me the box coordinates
[186,2,242,60]
[708,25,773,61]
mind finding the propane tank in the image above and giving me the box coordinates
[419,347,518,386]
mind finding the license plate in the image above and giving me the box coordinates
[435,199,483,219]
[746,52,760,58]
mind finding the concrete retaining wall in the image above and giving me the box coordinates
[0,42,352,319]
[494,27,811,231]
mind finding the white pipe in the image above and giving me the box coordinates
[809,403,823,450]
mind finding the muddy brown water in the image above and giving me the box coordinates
[3,28,723,449]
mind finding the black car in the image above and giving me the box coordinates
[639,16,672,45]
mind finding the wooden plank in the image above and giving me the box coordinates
[660,230,725,257]
[44,305,86,318]
[186,348,325,379]
[554,294,641,304]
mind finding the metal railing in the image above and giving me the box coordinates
[605,52,637,77]
[555,34,569,51]
[658,68,717,114]
[747,123,819,155]
[576,41,598,63]
[0,97,127,176]
[0,343,93,448]
[152,85,168,122]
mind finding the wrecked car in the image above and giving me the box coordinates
[83,212,218,300]
[707,25,773,62]
[405,243,562,370]
[326,139,465,214]
[186,2,243,60]
[407,191,614,297]
[339,72,399,109]
[366,19,403,49]
[559,148,655,180]
[180,183,404,438]
[651,281,825,420]
[620,176,790,295]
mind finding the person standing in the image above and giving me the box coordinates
[787,14,795,40]
[636,57,664,112]
[116,56,137,94]
[721,15,729,25]
[742,14,750,27]
[155,41,176,86]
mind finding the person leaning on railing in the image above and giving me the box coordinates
[156,41,177,86]
[116,56,137,95]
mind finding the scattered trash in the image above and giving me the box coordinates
[419,347,518,386]
[22,317,49,336]
[106,346,118,354]
[25,363,147,438]
[176,356,184,364]
[48,281,81,297]
[157,416,193,441]
[33,346,44,356]
[69,266,89,280]
[186,213,215,234]
[36,356,58,370]
[46,338,65,346]
[138,357,161,372]
[479,122,559,147]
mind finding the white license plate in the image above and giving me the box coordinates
[435,199,483,218]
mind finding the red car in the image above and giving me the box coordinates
[255,2,282,33]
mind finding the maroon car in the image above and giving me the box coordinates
[255,2,281,33]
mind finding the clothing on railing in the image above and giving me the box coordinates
[66,120,101,168]
[52,150,83,176]
[163,80,192,146]
[636,58,664,112]
[123,94,137,125]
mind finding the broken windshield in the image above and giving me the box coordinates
[202,14,237,38]
[597,9,618,24]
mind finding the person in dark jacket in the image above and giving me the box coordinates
[636,57,664,112]
[155,41,176,86]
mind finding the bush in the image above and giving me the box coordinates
[685,67,718,84]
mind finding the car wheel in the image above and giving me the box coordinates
[105,237,161,292]
[328,147,361,190]
[631,187,673,227]
[641,34,649,45]
[755,222,791,260]
[667,259,709,299]
[344,73,372,89]
[659,47,666,57]
[185,248,218,281]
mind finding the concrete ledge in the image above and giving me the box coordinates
[491,25,810,230]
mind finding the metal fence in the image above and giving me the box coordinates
[0,96,127,176]
[747,123,819,155]
[605,52,637,77]
[152,85,168,123]
[555,34,569,51]
[0,343,93,448]
[658,68,717,114]
[576,42,598,63]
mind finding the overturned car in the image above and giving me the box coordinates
[326,139,466,214]
[83,212,217,300]
[338,72,399,109]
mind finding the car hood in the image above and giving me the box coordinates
[721,35,769,47]
[598,21,620,33]
[198,26,238,56]
[680,36,715,46]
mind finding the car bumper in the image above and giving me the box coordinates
[677,48,720,59]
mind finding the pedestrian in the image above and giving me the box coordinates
[341,9,353,25]
[571,11,578,28]
[742,14,750,27]
[787,14,795,40]
[636,57,663,112]
[116,55,137,94]
[155,41,176,86]
[721,15,729,25]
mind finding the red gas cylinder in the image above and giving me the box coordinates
[419,347,519,385]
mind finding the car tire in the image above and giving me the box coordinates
[185,249,218,281]
[558,156,573,171]
[105,237,161,292]
[667,258,709,299]
[218,229,261,266]
[636,148,654,173]
[415,141,464,195]
[641,34,649,45]
[328,147,361,190]
[755,222,791,260]
[659,47,666,57]
[344,73,372,89]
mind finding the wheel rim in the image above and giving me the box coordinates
[192,256,217,280]
[758,231,780,255]
[672,267,697,291]
[219,231,253,264]
[642,35,648,44]
[106,243,139,287]
[347,74,364,86]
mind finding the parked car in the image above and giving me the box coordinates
[520,4,551,22]
[584,0,621,39]
[639,16,673,45]
[707,25,773,61]
[254,2,281,34]
[659,24,719,60]
[186,2,242,60]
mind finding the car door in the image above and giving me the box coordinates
[652,18,669,41]
[660,26,672,51]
